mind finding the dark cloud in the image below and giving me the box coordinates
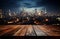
[0,0,59,8]
[37,0,60,13]
[0,0,60,13]
[0,0,22,8]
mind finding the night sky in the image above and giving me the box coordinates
[0,0,60,13]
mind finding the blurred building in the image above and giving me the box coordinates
[0,9,5,18]
[34,9,38,16]
[45,8,47,14]
[20,8,28,17]
[40,11,43,16]
[8,9,12,16]
[0,9,3,18]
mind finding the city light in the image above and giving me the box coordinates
[38,12,41,16]
[56,17,60,21]
[45,19,49,21]
[8,21,13,24]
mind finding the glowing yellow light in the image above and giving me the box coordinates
[38,13,41,16]
[8,21,13,23]
[56,17,60,21]
[45,19,48,21]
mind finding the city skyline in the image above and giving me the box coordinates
[0,0,60,14]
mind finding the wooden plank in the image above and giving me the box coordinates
[13,25,27,36]
[32,25,47,36]
[0,26,19,36]
[26,25,37,36]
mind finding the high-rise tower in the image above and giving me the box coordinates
[8,9,12,16]
[35,8,38,16]
[45,8,47,14]
[0,9,3,18]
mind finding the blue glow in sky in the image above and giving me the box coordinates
[17,0,39,8]
[19,7,45,13]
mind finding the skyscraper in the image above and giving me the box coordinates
[8,9,12,16]
[0,9,3,18]
[45,8,47,14]
[35,8,38,16]
[40,11,43,16]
